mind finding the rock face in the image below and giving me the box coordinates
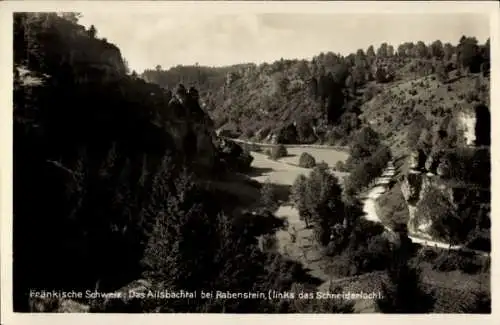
[193,123,218,169]
[225,71,241,87]
[401,170,434,234]
[457,111,477,146]
[408,149,427,170]
[401,144,490,240]
[456,104,491,147]
[156,85,219,170]
[401,172,423,204]
[408,151,420,169]
[18,13,219,173]
[402,147,445,236]
[264,132,278,144]
[424,151,441,174]
[436,160,450,177]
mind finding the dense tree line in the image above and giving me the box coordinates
[290,163,347,245]
[290,164,396,277]
[141,36,490,147]
[343,127,392,196]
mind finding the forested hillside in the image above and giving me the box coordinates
[143,35,491,246]
[143,38,490,153]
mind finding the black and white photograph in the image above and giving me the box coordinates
[2,0,496,319]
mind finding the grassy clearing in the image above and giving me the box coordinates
[280,147,349,168]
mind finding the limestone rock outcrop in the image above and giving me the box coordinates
[400,172,423,204]
[455,103,490,147]
[400,144,490,241]
[457,111,477,146]
[409,149,427,170]
[159,84,219,170]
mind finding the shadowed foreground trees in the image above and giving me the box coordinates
[376,230,436,313]
[376,258,436,313]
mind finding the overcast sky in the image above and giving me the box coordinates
[78,13,490,72]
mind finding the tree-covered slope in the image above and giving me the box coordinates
[143,37,490,153]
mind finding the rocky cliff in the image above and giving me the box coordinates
[384,96,491,245]
[13,13,222,311]
[400,142,490,243]
[16,13,219,173]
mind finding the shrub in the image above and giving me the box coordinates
[334,160,348,172]
[418,247,439,263]
[345,145,391,194]
[376,185,410,229]
[466,91,479,103]
[219,140,254,172]
[324,253,353,277]
[270,144,288,160]
[431,250,485,275]
[260,234,278,252]
[243,128,255,139]
[461,291,491,313]
[298,152,316,168]
[460,257,483,275]
[351,235,392,274]
[347,126,383,166]
[260,180,280,211]
[466,233,491,252]
[294,164,347,246]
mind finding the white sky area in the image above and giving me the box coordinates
[78,13,490,72]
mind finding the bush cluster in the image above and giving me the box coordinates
[298,152,316,168]
[269,144,288,160]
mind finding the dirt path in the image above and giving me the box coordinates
[362,162,489,256]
